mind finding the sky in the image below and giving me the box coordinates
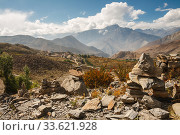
[0,0,180,38]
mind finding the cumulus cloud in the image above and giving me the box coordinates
[0,2,180,37]
[132,8,180,29]
[155,2,172,12]
[0,2,145,36]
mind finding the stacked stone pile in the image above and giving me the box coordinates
[127,53,168,98]
[40,79,65,95]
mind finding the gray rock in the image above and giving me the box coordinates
[38,104,52,116]
[124,109,138,120]
[149,108,169,119]
[138,77,165,90]
[172,103,180,117]
[105,114,125,120]
[68,109,85,119]
[50,94,67,101]
[121,94,135,104]
[82,98,101,112]
[126,89,147,98]
[61,75,88,96]
[101,95,115,107]
[138,109,159,120]
[132,102,140,111]
[141,95,162,109]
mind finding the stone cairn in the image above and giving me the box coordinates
[156,54,180,98]
[127,53,168,99]
[40,79,65,95]
[156,54,180,80]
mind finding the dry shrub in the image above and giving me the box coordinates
[113,87,126,97]
[83,66,113,89]
[114,63,132,82]
[91,89,101,99]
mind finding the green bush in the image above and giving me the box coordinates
[0,52,17,94]
[23,65,32,90]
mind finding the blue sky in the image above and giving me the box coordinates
[0,0,180,37]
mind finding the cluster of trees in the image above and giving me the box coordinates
[0,52,32,94]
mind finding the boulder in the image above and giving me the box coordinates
[0,79,5,95]
[68,109,85,119]
[121,94,135,104]
[138,109,159,120]
[61,75,88,96]
[149,108,169,119]
[82,98,101,112]
[50,94,67,101]
[101,95,115,107]
[172,103,180,117]
[141,95,162,109]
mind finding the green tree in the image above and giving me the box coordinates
[23,65,32,90]
[0,52,17,94]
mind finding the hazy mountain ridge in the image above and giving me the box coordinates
[112,30,180,59]
[0,35,109,57]
[135,27,180,38]
[135,30,180,57]
[73,24,160,55]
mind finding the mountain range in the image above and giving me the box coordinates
[112,30,180,59]
[135,27,180,38]
[0,35,109,57]
[73,24,160,55]
[136,30,180,57]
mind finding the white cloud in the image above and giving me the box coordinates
[132,8,180,29]
[80,11,86,16]
[0,2,145,36]
[164,3,168,8]
[0,2,180,37]
[155,2,172,12]
[40,16,48,21]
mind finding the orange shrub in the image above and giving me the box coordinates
[83,66,113,89]
[114,63,132,82]
[113,87,126,97]
[91,89,101,98]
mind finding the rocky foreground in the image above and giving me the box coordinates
[0,53,180,120]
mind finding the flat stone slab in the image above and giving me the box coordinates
[149,108,169,119]
[172,103,180,117]
[82,98,101,112]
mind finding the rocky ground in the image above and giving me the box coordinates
[0,53,180,120]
